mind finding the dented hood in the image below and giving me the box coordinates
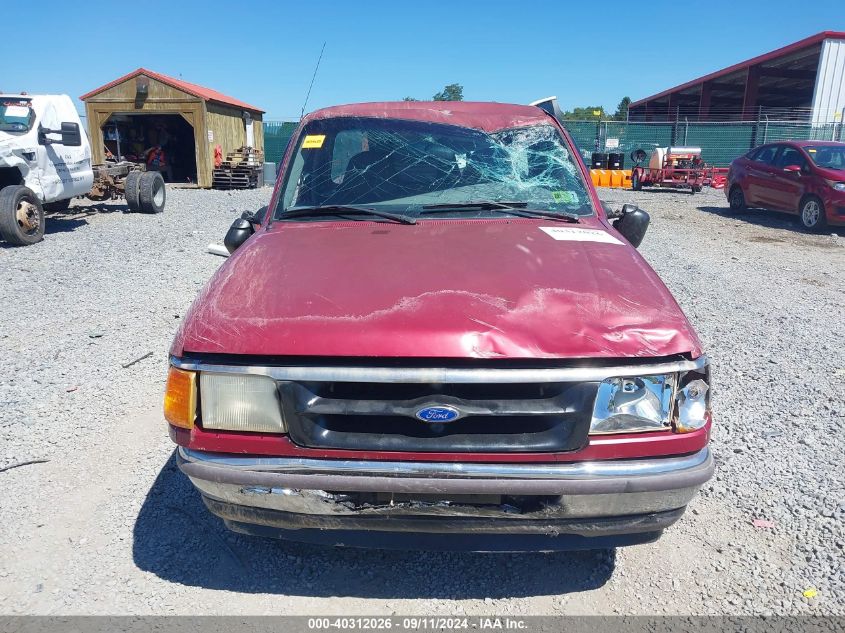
[172,219,702,359]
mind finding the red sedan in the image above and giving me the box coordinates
[726,141,845,230]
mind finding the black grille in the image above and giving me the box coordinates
[279,381,596,453]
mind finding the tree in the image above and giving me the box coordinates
[432,83,464,101]
[560,106,604,121]
[403,96,419,101]
[613,96,631,121]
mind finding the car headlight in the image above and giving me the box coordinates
[590,362,710,434]
[825,180,845,192]
[200,372,287,433]
[590,375,675,433]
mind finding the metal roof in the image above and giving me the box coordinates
[80,68,264,113]
[631,31,845,107]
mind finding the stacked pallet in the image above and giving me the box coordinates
[212,147,265,190]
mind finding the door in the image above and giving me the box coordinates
[744,145,780,207]
[244,113,255,149]
[768,146,808,213]
[33,95,94,202]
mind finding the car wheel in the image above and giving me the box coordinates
[43,198,72,212]
[728,186,746,212]
[139,171,165,214]
[0,185,45,246]
[799,196,827,232]
[124,171,142,212]
[632,171,642,191]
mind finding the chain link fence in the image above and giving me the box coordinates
[562,119,845,167]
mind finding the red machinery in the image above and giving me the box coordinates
[630,147,728,194]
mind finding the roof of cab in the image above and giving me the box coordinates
[303,101,553,132]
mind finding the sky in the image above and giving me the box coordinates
[2,0,843,120]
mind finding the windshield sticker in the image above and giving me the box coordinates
[539,226,623,245]
[302,134,326,149]
[4,105,30,118]
[807,148,817,153]
[551,191,578,204]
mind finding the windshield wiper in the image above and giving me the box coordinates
[278,205,416,225]
[421,201,580,223]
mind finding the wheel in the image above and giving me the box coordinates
[799,196,827,231]
[728,186,746,212]
[632,171,642,191]
[693,185,702,193]
[138,171,165,214]
[0,185,45,246]
[43,198,72,212]
[124,171,142,212]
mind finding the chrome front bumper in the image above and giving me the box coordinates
[177,447,713,539]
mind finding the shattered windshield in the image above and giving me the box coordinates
[0,99,35,133]
[275,117,593,220]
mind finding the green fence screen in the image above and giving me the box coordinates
[263,121,298,164]
[561,120,844,167]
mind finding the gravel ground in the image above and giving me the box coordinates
[0,185,842,616]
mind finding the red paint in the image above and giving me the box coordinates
[171,217,701,359]
[170,420,710,462]
[727,140,845,226]
[80,68,264,113]
[168,101,711,466]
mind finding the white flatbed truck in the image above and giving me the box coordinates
[0,94,165,245]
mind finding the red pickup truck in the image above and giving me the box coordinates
[164,100,713,551]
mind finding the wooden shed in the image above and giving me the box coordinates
[81,68,264,188]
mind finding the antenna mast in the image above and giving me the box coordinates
[300,42,326,120]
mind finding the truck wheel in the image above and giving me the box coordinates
[799,195,827,232]
[139,171,165,214]
[43,198,72,212]
[0,185,45,246]
[124,171,141,212]
[632,171,642,191]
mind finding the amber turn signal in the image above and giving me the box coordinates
[164,366,197,429]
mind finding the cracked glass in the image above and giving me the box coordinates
[275,117,593,220]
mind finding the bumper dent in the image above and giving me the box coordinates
[177,447,713,540]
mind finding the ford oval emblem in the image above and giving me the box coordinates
[415,406,460,423]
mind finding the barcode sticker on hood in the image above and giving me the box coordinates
[539,226,624,245]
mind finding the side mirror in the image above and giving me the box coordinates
[38,122,82,146]
[783,164,802,175]
[224,218,254,253]
[241,205,268,227]
[612,204,650,248]
[60,122,82,146]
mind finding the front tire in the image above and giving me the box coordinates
[799,196,827,231]
[728,186,746,212]
[139,171,165,214]
[0,185,45,246]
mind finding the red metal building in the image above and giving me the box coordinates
[629,32,845,124]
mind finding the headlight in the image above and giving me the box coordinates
[200,372,286,433]
[590,362,711,434]
[825,180,845,192]
[590,375,675,433]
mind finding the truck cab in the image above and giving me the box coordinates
[0,94,93,244]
